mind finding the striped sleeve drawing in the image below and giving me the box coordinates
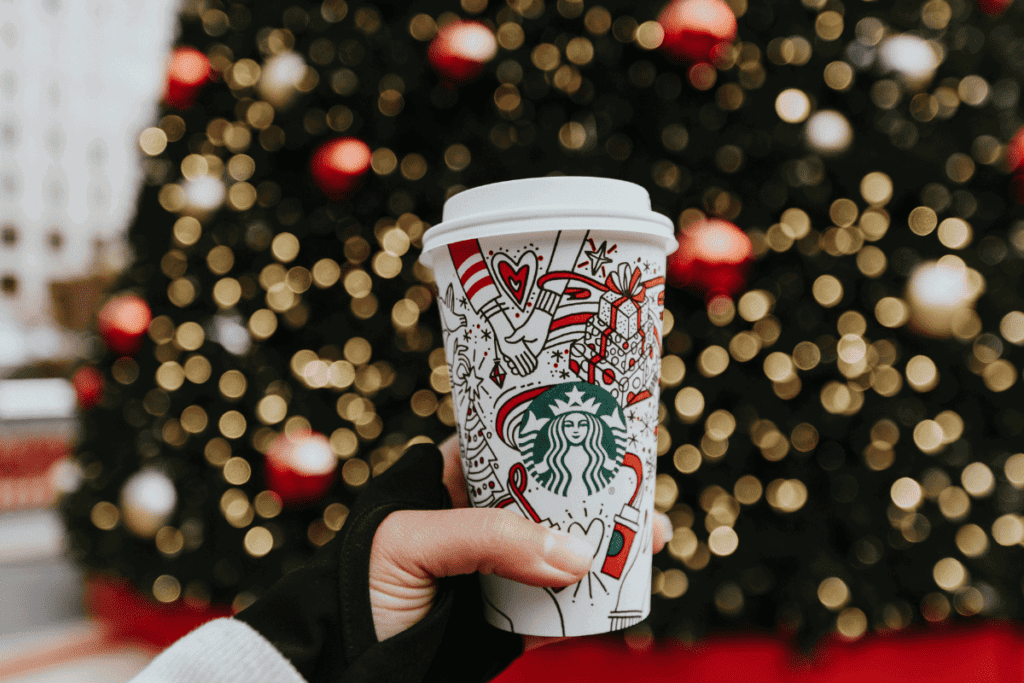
[448,239,503,317]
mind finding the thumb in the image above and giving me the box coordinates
[375,508,596,587]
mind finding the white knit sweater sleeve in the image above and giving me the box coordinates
[130,618,308,683]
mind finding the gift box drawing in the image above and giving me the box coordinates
[570,264,659,404]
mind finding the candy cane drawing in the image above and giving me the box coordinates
[495,463,560,530]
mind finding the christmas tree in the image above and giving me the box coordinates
[60,0,1024,649]
[461,406,507,507]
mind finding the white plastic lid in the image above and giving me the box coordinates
[421,177,675,264]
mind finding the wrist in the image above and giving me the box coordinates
[535,288,561,314]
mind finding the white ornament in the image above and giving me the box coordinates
[879,35,939,90]
[803,110,853,155]
[288,434,336,476]
[445,22,499,63]
[212,313,251,356]
[258,52,307,110]
[120,468,177,538]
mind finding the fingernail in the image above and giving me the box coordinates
[543,530,595,576]
[657,513,673,542]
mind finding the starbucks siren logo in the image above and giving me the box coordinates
[517,382,628,497]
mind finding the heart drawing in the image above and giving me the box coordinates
[566,518,605,558]
[492,251,537,310]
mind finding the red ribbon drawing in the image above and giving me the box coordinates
[496,462,541,524]
[495,385,552,446]
[538,270,609,292]
[605,265,645,302]
[626,389,652,405]
[621,452,643,505]
[538,270,664,294]
[550,312,593,332]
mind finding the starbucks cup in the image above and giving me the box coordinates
[419,177,675,637]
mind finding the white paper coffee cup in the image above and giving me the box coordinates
[420,177,674,637]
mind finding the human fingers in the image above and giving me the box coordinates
[519,514,672,654]
[516,350,537,374]
[502,354,521,375]
[438,435,469,509]
[374,508,596,588]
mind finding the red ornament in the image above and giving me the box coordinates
[977,0,1013,14]
[667,218,753,302]
[97,294,152,356]
[1007,126,1024,174]
[164,47,212,110]
[427,20,498,85]
[264,431,336,507]
[658,0,738,64]
[310,137,372,200]
[73,366,104,410]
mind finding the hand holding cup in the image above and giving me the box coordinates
[368,435,671,651]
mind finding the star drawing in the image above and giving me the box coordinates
[456,359,485,404]
[564,385,587,405]
[584,241,613,275]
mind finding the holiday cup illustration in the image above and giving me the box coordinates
[420,177,676,636]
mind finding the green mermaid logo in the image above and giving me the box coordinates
[518,382,627,497]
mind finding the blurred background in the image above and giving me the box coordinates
[4,0,1024,680]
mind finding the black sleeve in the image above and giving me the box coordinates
[235,443,524,683]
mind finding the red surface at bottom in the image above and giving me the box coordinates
[86,573,1024,682]
[86,575,233,649]
[493,624,1024,683]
